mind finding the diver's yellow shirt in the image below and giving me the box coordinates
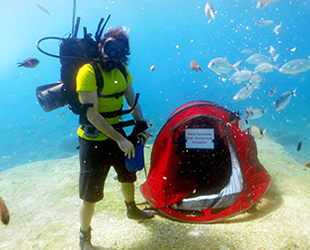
[76,63,133,141]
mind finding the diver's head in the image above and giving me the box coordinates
[99,27,130,65]
[103,39,130,60]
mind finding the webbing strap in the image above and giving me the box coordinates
[90,61,104,92]
[79,93,140,124]
[98,91,125,99]
[99,93,139,118]
[90,61,127,99]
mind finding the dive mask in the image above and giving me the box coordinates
[103,40,130,60]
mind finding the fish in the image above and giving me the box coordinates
[17,57,40,68]
[190,60,203,72]
[249,125,265,139]
[228,111,240,124]
[274,89,297,111]
[254,63,278,73]
[248,74,264,88]
[233,85,255,101]
[241,49,254,55]
[238,119,251,131]
[270,45,275,56]
[149,65,156,72]
[297,141,302,151]
[0,196,10,225]
[256,1,273,9]
[245,107,267,120]
[255,20,274,27]
[253,0,280,3]
[246,53,279,65]
[279,59,310,74]
[204,2,215,24]
[228,70,253,83]
[38,117,46,122]
[269,87,276,97]
[57,112,66,117]
[306,161,310,168]
[208,58,241,75]
[273,22,282,35]
[1,156,11,163]
[35,2,51,16]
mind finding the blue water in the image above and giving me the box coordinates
[0,0,309,171]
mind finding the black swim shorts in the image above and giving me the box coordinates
[79,136,137,203]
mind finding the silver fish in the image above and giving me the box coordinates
[274,89,297,111]
[38,117,46,122]
[229,70,253,83]
[248,74,264,88]
[35,2,51,16]
[204,2,215,24]
[255,20,274,27]
[57,112,66,117]
[279,59,310,74]
[256,2,272,9]
[246,53,279,65]
[254,63,278,73]
[238,119,251,132]
[253,0,280,3]
[241,49,254,55]
[208,58,241,75]
[246,107,267,120]
[233,85,255,101]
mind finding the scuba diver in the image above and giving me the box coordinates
[77,28,154,250]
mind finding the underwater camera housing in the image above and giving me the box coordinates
[36,82,67,112]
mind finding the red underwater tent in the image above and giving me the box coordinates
[140,101,271,223]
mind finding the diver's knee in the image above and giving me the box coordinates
[81,199,96,208]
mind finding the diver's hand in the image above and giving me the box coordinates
[138,131,153,145]
[117,138,135,159]
[137,118,153,144]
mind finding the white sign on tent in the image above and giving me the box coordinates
[185,128,214,149]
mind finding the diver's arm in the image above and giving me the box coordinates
[78,91,135,157]
[124,84,143,121]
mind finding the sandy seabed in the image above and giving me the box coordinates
[0,137,310,250]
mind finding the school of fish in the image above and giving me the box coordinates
[196,1,304,139]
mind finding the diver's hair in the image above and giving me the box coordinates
[100,27,130,65]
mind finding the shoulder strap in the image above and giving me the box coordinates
[115,61,128,82]
[90,61,104,97]
[91,61,128,99]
